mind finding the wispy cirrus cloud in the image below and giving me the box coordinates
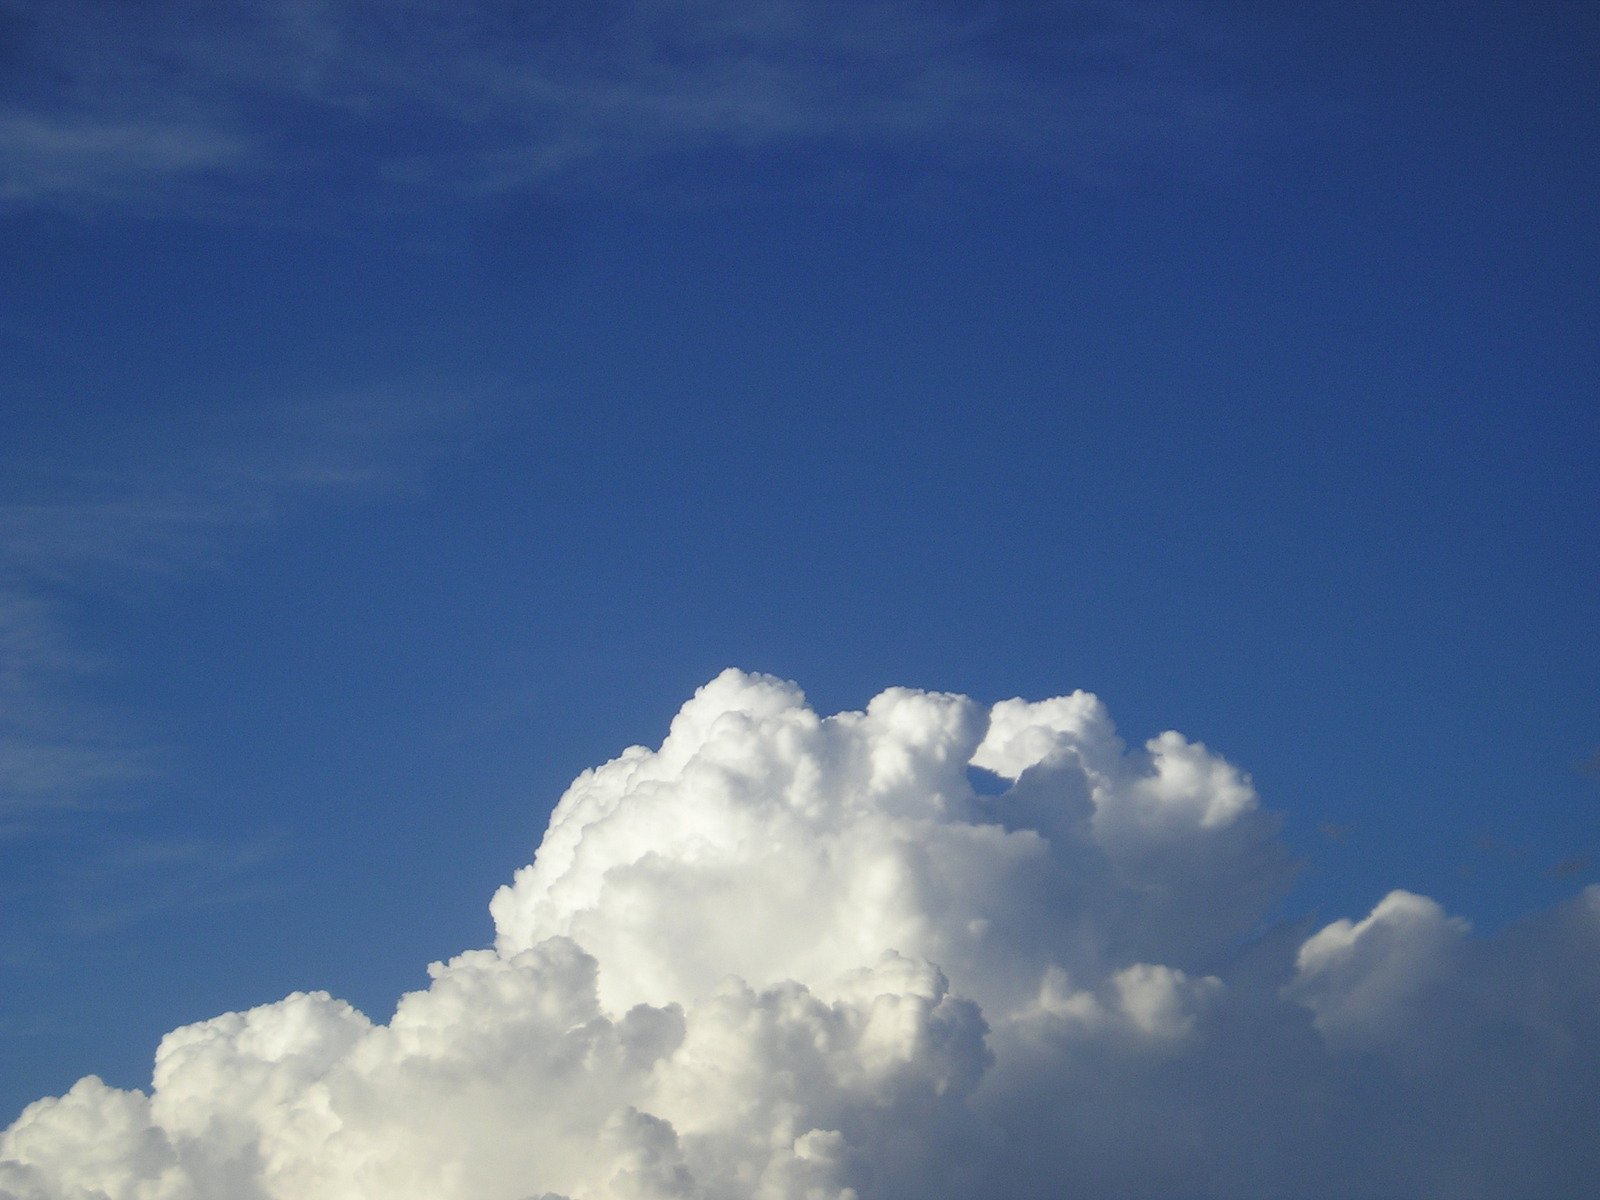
[0,591,148,828]
[0,390,479,828]
[0,113,248,212]
[0,388,480,979]
[49,832,286,937]
[0,0,1254,215]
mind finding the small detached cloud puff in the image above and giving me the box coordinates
[5,670,1598,1199]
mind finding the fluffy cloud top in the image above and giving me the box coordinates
[4,670,1597,1199]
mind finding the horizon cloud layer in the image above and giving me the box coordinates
[4,669,1598,1199]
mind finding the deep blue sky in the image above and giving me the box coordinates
[2,0,1596,1123]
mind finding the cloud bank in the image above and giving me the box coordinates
[4,670,1597,1198]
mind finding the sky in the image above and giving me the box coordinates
[1,1,1598,1194]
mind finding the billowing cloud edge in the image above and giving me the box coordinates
[4,669,1598,1199]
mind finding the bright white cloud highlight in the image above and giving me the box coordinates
[4,670,1598,1199]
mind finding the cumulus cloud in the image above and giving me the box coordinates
[4,669,1598,1198]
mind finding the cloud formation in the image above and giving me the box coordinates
[4,670,1597,1198]
[0,391,476,824]
[0,0,1245,213]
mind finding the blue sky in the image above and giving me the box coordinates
[1,0,1596,1129]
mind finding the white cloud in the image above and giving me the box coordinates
[1287,888,1469,1046]
[4,669,1598,1198]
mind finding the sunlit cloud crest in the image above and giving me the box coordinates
[4,670,1597,1198]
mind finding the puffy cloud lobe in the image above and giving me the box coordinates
[4,670,1599,1199]
[1288,889,1470,1046]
